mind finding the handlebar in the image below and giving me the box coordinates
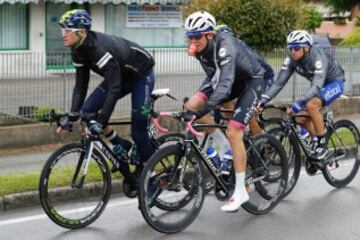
[258,104,311,124]
[151,111,204,137]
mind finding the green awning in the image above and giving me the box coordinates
[47,0,186,4]
[0,0,185,4]
[0,0,38,3]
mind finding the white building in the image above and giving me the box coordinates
[0,0,187,53]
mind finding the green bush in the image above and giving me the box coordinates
[340,27,360,46]
[33,107,53,122]
[303,7,323,32]
[182,0,317,51]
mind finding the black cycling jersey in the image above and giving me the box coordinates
[70,30,155,125]
[195,32,265,108]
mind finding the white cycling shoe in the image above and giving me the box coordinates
[221,192,249,212]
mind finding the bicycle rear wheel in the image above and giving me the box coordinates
[267,127,301,199]
[39,143,111,229]
[138,143,205,233]
[242,134,288,215]
[322,120,360,187]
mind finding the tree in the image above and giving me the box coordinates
[323,0,360,19]
[340,28,360,46]
[323,0,358,12]
[183,0,317,51]
[303,7,323,33]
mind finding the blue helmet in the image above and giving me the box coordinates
[59,9,92,30]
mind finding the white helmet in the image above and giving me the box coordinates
[184,11,216,36]
[287,30,313,47]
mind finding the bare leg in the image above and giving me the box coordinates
[221,122,249,212]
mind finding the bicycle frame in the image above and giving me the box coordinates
[262,105,345,163]
[154,116,268,197]
[72,134,127,188]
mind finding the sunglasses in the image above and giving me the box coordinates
[187,34,203,40]
[61,28,81,34]
[289,46,302,52]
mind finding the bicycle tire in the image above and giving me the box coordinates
[267,127,302,199]
[322,119,360,187]
[242,133,288,215]
[39,143,111,229]
[138,143,205,233]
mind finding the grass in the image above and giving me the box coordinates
[0,161,124,197]
[328,128,358,148]
[0,172,41,196]
[0,155,173,197]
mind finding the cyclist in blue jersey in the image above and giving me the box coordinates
[260,30,345,160]
[56,9,156,191]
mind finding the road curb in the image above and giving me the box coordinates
[1,179,124,211]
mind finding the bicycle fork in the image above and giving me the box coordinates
[72,137,94,189]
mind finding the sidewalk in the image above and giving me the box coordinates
[0,113,360,211]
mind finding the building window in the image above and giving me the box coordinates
[46,2,90,53]
[46,2,89,68]
[105,4,186,47]
[0,3,28,50]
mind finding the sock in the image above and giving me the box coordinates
[209,129,230,158]
[105,130,132,152]
[221,172,249,212]
[317,133,326,147]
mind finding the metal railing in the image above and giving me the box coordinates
[0,47,359,123]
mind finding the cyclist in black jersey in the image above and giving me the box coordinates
[184,11,266,212]
[214,25,274,136]
[57,9,156,190]
[259,30,345,160]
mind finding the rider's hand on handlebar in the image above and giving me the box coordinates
[55,112,80,134]
[183,110,198,122]
[288,101,302,115]
[56,122,73,134]
[56,118,73,134]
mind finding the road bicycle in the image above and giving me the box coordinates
[259,104,360,199]
[38,88,187,229]
[138,110,288,233]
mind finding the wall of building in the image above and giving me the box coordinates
[90,4,105,32]
[29,2,46,52]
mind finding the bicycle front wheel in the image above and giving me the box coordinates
[322,120,360,187]
[138,143,205,233]
[39,143,111,229]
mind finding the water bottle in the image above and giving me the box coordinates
[113,144,129,163]
[299,127,311,146]
[206,146,221,168]
[129,143,139,165]
[299,127,309,139]
[221,149,232,175]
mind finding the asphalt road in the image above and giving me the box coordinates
[0,169,360,240]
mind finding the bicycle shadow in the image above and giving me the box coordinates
[49,226,110,240]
